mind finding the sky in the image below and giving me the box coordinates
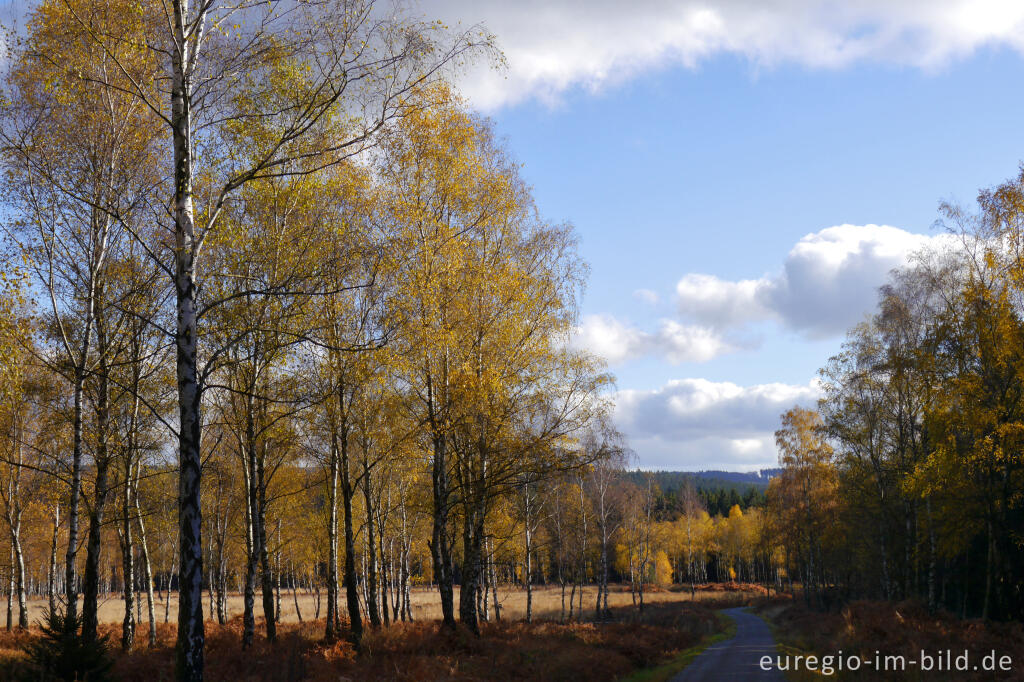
[427,0,1024,471]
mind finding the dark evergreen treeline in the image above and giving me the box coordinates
[624,471,768,518]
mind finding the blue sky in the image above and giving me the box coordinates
[434,0,1024,470]
[493,52,1024,387]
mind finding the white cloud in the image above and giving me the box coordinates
[615,377,822,469]
[675,274,767,329]
[617,378,820,440]
[633,288,660,305]
[762,224,954,336]
[675,224,956,338]
[657,320,733,364]
[573,314,734,365]
[573,314,650,364]
[630,435,778,471]
[731,438,765,454]
[576,224,953,367]
[431,1,1024,110]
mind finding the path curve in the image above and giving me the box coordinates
[670,607,784,681]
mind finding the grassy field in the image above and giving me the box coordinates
[0,584,767,681]
[13,583,761,626]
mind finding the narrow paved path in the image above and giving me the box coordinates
[671,607,785,681]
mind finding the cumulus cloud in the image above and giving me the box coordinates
[576,224,951,366]
[676,224,956,338]
[658,320,736,364]
[573,314,650,364]
[615,377,822,469]
[430,0,1024,110]
[675,274,767,329]
[633,288,660,305]
[617,378,820,440]
[573,314,734,365]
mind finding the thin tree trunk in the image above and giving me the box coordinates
[3,439,27,630]
[165,533,177,624]
[211,499,227,626]
[133,479,157,647]
[480,552,489,623]
[338,393,363,649]
[207,520,214,622]
[121,470,136,650]
[6,545,12,631]
[48,505,59,615]
[291,560,302,623]
[82,329,111,644]
[65,352,91,625]
[257,457,275,642]
[242,409,260,649]
[402,503,412,622]
[324,435,340,642]
[524,527,532,623]
[362,461,380,628]
[488,537,500,622]
[430,430,455,629]
[376,503,390,627]
[274,521,282,624]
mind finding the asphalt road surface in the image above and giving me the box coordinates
[671,607,785,681]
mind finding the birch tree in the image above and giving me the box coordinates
[22,1,486,674]
[1,0,161,635]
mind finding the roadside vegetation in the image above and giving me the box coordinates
[759,599,1024,681]
[0,585,740,681]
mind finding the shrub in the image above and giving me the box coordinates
[21,608,114,681]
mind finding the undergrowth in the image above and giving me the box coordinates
[759,599,1024,681]
[0,600,724,682]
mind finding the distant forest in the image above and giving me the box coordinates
[624,470,779,518]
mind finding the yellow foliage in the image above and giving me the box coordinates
[651,550,672,587]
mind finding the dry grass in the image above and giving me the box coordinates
[0,585,761,681]
[10,583,753,626]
